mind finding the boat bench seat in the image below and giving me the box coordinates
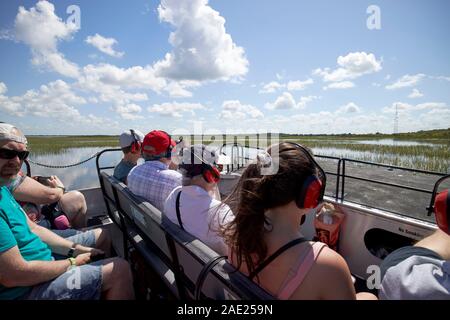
[99,171,273,300]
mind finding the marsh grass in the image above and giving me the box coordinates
[200,136,449,173]
[27,132,450,173]
[27,136,119,154]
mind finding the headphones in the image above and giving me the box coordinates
[427,174,450,234]
[160,130,174,159]
[180,146,221,184]
[278,142,326,209]
[129,129,141,153]
[203,162,221,183]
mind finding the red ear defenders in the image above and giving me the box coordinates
[427,175,450,235]
[434,189,449,234]
[280,142,326,209]
[202,163,221,183]
[129,129,141,153]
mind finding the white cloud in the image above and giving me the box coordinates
[0,29,13,40]
[0,80,85,118]
[313,52,382,82]
[13,1,79,78]
[260,79,314,94]
[324,81,355,90]
[77,74,149,106]
[164,82,194,98]
[265,92,296,110]
[77,63,170,107]
[148,102,205,118]
[85,34,124,58]
[112,104,143,120]
[82,114,118,127]
[0,80,123,129]
[382,101,447,114]
[336,102,361,114]
[431,75,450,82]
[153,0,248,81]
[266,107,450,135]
[265,92,318,110]
[408,88,424,99]
[0,83,22,116]
[80,63,166,91]
[287,79,314,91]
[385,74,425,90]
[415,102,447,110]
[297,96,319,109]
[259,81,284,94]
[219,100,263,120]
[78,63,201,101]
[0,82,7,95]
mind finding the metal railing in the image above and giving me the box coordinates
[335,157,447,215]
[25,144,446,218]
[215,144,448,219]
[219,142,247,172]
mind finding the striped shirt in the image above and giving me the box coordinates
[127,160,182,211]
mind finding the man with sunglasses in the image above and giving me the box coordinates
[0,123,110,253]
[0,185,134,300]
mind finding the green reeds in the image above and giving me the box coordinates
[27,136,119,154]
[27,133,450,173]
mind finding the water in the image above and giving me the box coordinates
[23,147,123,190]
[355,139,442,147]
[22,138,447,190]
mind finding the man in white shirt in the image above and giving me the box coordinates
[164,145,234,255]
[127,130,182,211]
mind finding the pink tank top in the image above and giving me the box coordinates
[229,241,328,300]
[275,242,327,299]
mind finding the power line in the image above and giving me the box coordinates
[394,103,399,135]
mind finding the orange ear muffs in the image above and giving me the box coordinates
[296,176,323,209]
[202,164,220,183]
[434,189,450,235]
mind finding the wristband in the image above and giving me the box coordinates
[67,257,77,271]
[67,243,76,257]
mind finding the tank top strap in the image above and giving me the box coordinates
[276,241,328,300]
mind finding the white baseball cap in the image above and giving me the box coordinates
[0,123,27,144]
[119,129,144,148]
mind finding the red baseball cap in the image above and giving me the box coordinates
[142,130,176,156]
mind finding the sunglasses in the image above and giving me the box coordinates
[0,148,30,160]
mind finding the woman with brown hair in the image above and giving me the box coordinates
[222,142,376,300]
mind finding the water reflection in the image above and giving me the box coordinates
[355,139,442,147]
[23,147,123,190]
[22,140,447,191]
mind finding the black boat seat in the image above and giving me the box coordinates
[99,171,273,300]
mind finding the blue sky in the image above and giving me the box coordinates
[0,0,449,135]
